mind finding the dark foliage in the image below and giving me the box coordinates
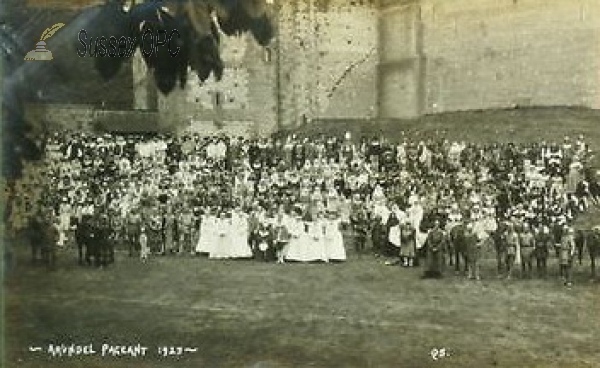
[93,0,275,94]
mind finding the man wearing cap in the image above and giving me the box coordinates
[559,227,577,286]
[519,223,536,279]
[505,223,519,280]
[534,225,553,278]
[464,222,481,280]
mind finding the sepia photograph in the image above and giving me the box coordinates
[1,0,599,367]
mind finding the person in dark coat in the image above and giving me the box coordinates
[385,211,401,265]
[422,220,447,279]
[247,207,261,256]
[42,216,60,270]
[370,214,387,257]
[534,225,553,278]
[127,209,141,257]
[75,215,91,265]
[574,228,587,266]
[559,227,576,287]
[256,222,272,262]
[97,215,114,267]
[350,205,369,257]
[85,216,101,267]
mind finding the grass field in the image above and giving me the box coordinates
[5,227,600,367]
[4,108,600,368]
[4,240,600,368]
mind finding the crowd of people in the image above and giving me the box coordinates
[5,129,600,284]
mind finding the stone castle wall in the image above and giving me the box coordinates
[24,0,600,133]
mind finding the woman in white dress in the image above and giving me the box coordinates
[324,213,346,261]
[306,213,329,262]
[195,208,216,255]
[209,211,231,259]
[229,208,253,258]
[284,212,306,262]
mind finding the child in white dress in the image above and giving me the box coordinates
[307,213,329,262]
[210,211,231,259]
[284,213,306,262]
[196,209,216,255]
[325,214,346,261]
[230,209,253,258]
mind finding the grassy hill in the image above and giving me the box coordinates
[288,107,600,150]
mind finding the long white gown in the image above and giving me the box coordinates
[196,215,216,254]
[305,220,328,262]
[324,218,346,261]
[280,215,295,257]
[229,212,253,258]
[209,217,231,259]
[285,219,309,262]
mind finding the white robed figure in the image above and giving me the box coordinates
[324,215,346,261]
[229,209,253,258]
[196,211,217,254]
[284,215,307,262]
[210,213,231,259]
[306,215,329,262]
